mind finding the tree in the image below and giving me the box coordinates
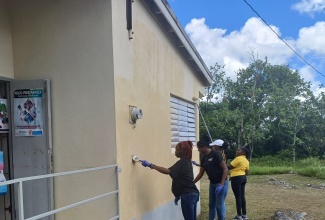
[199,58,325,161]
[262,66,316,162]
[223,59,270,158]
[205,64,226,106]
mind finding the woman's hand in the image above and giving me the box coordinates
[141,160,151,168]
[215,184,224,194]
[192,161,200,166]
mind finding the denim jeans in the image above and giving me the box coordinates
[209,179,229,220]
[180,192,199,220]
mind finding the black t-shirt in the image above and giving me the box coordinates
[200,150,224,184]
[169,158,199,197]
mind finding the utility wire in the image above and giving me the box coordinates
[243,0,325,78]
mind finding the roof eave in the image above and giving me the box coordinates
[142,0,212,86]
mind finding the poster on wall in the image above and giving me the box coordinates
[0,151,7,195]
[14,89,44,136]
[0,99,9,132]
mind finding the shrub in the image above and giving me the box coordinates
[250,155,292,167]
[249,155,325,180]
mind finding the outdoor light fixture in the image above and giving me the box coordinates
[129,105,143,124]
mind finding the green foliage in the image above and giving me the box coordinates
[200,58,325,159]
[205,64,226,105]
[295,157,325,179]
[275,149,293,161]
[250,166,293,175]
[0,103,7,113]
[296,167,325,179]
[298,157,325,167]
[251,154,293,167]
[249,156,325,179]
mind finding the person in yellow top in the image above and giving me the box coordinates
[227,147,250,220]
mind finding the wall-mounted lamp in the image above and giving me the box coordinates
[129,106,143,124]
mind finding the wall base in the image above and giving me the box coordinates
[141,198,201,220]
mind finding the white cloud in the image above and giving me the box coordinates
[304,66,325,97]
[295,21,325,85]
[299,65,317,83]
[292,0,325,16]
[185,17,294,80]
[296,21,325,54]
[184,17,325,93]
[314,87,325,97]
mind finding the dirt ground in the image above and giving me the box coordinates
[197,174,325,220]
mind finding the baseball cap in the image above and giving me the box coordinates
[209,139,224,146]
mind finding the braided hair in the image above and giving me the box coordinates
[176,141,193,160]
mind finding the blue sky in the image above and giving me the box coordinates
[168,0,325,95]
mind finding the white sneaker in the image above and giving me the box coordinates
[242,215,249,220]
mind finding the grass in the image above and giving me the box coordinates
[249,166,294,175]
[197,174,325,220]
[250,157,325,180]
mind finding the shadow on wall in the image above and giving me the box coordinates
[141,199,201,220]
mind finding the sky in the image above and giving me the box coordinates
[168,0,325,96]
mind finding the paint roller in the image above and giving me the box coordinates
[132,155,143,163]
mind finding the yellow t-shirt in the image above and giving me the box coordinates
[229,155,249,177]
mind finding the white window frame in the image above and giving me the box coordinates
[170,96,196,148]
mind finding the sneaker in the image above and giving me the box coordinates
[242,215,249,220]
[232,216,243,220]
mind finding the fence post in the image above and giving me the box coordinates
[116,166,122,219]
[18,181,24,220]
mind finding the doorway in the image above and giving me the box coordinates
[0,80,13,220]
[0,79,52,220]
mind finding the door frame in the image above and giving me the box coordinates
[9,79,53,220]
[0,79,14,220]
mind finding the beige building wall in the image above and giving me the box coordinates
[9,1,117,219]
[113,1,204,219]
[0,0,14,79]
[0,0,208,219]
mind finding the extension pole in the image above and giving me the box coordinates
[197,104,213,143]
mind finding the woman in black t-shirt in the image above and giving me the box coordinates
[141,141,199,220]
[194,140,228,220]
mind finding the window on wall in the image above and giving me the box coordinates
[170,96,196,148]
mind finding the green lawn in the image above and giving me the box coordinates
[197,174,325,219]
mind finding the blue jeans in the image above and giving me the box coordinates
[209,180,229,220]
[180,192,199,220]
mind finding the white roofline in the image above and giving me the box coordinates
[142,0,212,86]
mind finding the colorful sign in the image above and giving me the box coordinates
[14,89,44,136]
[0,99,9,132]
[0,151,7,195]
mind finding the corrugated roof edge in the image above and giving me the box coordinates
[142,0,212,86]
